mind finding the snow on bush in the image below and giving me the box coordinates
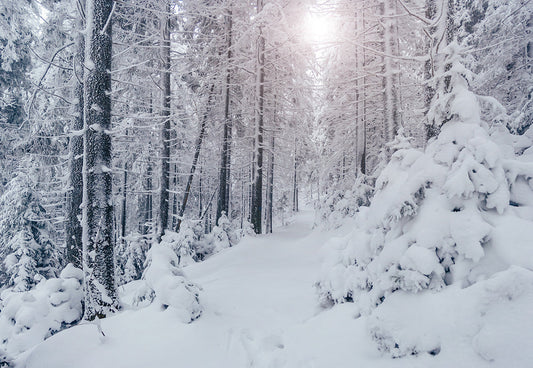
[0,264,83,357]
[116,233,151,285]
[0,173,59,292]
[317,43,533,358]
[367,266,533,363]
[315,175,375,229]
[132,244,201,323]
[162,215,241,266]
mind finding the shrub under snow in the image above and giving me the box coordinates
[132,244,202,323]
[162,215,241,266]
[0,264,83,357]
[317,43,533,358]
[315,174,375,229]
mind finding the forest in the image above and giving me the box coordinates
[0,0,532,367]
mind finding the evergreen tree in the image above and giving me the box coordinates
[0,173,59,292]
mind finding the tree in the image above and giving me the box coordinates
[0,173,59,292]
[82,0,118,320]
[251,0,266,234]
[66,0,85,269]
[216,5,234,226]
[158,0,172,241]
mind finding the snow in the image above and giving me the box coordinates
[16,210,533,368]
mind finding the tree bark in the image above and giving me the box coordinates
[251,0,265,234]
[66,0,85,269]
[82,0,117,320]
[121,161,127,238]
[216,7,233,225]
[382,0,401,142]
[158,3,171,241]
[292,137,298,212]
[266,133,274,233]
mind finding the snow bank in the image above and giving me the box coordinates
[368,266,533,365]
[0,264,83,357]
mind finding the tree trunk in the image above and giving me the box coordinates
[82,0,117,320]
[425,0,454,140]
[141,163,153,235]
[292,137,298,212]
[175,84,215,232]
[355,2,367,175]
[382,0,400,142]
[121,161,127,238]
[66,1,85,269]
[266,133,274,233]
[251,0,265,234]
[158,3,171,242]
[216,7,233,225]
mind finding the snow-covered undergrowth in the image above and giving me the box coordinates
[315,175,375,229]
[162,214,242,266]
[317,47,533,360]
[117,215,244,286]
[367,266,533,361]
[129,244,202,323]
[0,265,83,359]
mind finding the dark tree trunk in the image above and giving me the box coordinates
[251,0,265,234]
[292,137,298,212]
[158,4,171,241]
[82,0,117,320]
[266,133,274,234]
[66,1,85,269]
[216,8,233,225]
[121,161,127,238]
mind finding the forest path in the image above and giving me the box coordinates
[22,209,372,368]
[184,208,327,367]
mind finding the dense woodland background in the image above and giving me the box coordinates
[0,0,532,365]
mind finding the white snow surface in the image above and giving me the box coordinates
[17,210,533,368]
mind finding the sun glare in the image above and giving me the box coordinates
[303,10,336,44]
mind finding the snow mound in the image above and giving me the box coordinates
[369,266,533,364]
[131,244,202,323]
[0,264,83,357]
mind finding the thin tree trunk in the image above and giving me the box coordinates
[216,7,233,225]
[66,0,85,268]
[266,133,274,233]
[172,162,178,230]
[121,161,127,238]
[141,163,153,235]
[292,137,298,212]
[251,0,265,234]
[158,3,171,242]
[382,0,400,142]
[356,2,367,175]
[175,84,215,232]
[82,0,117,320]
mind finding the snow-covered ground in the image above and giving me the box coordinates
[17,209,533,368]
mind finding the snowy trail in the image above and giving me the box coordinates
[22,209,371,368]
[183,209,326,367]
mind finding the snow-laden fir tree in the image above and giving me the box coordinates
[317,43,533,357]
[0,173,59,292]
